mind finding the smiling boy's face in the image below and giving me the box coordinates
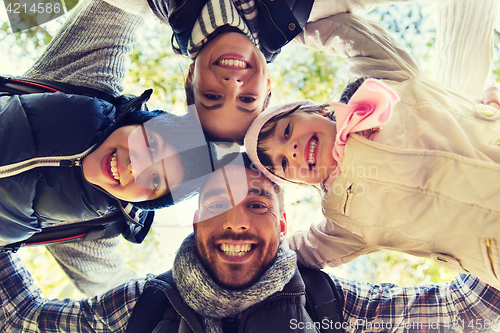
[188,32,271,143]
[82,125,185,202]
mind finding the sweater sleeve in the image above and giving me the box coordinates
[291,12,421,82]
[0,251,148,333]
[22,0,144,97]
[288,218,375,268]
[431,0,499,98]
[46,238,138,296]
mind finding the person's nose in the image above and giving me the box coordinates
[127,150,153,187]
[222,204,250,232]
[286,139,300,161]
[221,76,243,91]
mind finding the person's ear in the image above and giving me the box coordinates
[279,212,287,242]
[193,210,199,233]
[315,107,331,118]
[187,62,195,85]
[266,70,272,95]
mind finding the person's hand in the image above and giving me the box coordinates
[482,86,500,109]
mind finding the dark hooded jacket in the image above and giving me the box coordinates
[0,90,154,246]
[134,269,339,333]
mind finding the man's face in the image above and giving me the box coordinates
[188,32,271,143]
[194,165,286,289]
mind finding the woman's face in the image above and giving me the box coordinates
[82,125,185,202]
[188,32,271,143]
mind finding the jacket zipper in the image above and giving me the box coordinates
[0,92,146,179]
[486,239,499,280]
[257,0,288,42]
[342,184,354,215]
[0,146,94,179]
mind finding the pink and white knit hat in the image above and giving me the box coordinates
[244,100,323,183]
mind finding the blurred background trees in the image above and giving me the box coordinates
[1,1,498,299]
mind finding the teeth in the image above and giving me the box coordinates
[217,59,248,69]
[308,137,318,166]
[110,152,120,181]
[220,243,252,257]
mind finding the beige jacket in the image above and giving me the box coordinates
[288,13,500,289]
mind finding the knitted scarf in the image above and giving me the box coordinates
[173,233,297,333]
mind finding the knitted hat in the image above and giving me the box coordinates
[244,100,323,183]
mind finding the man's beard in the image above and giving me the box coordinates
[195,231,279,290]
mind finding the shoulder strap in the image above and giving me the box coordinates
[299,266,345,333]
[0,211,127,253]
[125,271,175,333]
[0,75,118,105]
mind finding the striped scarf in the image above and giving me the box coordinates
[188,0,260,59]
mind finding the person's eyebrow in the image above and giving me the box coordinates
[264,128,283,173]
[200,188,228,202]
[161,159,169,190]
[237,106,257,113]
[248,188,274,201]
[200,102,257,113]
[200,102,223,110]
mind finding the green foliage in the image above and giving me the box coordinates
[62,0,79,10]
[493,30,500,84]
[364,3,436,74]
[19,247,85,299]
[269,47,347,105]
[123,21,191,113]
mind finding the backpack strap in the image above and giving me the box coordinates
[299,266,345,333]
[0,211,127,253]
[125,271,175,333]
[0,75,118,106]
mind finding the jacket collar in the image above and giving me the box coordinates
[151,267,306,332]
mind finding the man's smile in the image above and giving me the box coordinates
[215,241,257,263]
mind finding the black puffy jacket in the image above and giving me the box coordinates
[0,91,153,246]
